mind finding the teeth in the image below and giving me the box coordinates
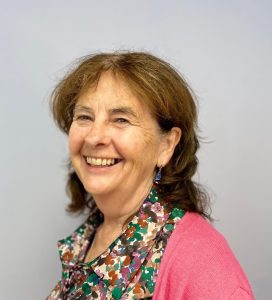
[86,157,118,166]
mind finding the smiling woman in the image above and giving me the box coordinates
[47,52,254,299]
[68,72,180,212]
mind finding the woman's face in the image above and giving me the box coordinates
[69,72,169,199]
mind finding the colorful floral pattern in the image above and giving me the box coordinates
[47,188,185,299]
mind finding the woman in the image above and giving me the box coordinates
[47,52,254,299]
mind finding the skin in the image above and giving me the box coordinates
[68,72,181,262]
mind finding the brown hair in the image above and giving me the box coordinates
[51,51,211,219]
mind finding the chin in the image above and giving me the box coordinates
[83,181,116,198]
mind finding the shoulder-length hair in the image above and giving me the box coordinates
[51,51,211,219]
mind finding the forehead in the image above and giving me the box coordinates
[76,72,148,114]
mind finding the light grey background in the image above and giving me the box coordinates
[0,0,271,299]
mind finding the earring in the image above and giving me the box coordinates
[154,166,162,184]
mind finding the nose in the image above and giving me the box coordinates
[84,120,111,147]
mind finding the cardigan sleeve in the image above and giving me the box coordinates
[153,212,254,300]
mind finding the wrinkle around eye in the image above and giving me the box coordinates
[72,115,94,127]
[112,118,142,128]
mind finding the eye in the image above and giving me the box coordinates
[78,115,92,120]
[73,114,93,124]
[114,118,130,124]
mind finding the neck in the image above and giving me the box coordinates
[93,177,154,230]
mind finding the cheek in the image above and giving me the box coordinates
[116,129,160,163]
[68,126,85,155]
[143,128,158,144]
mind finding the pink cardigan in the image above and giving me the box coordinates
[153,212,254,299]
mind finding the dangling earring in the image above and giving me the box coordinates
[154,166,162,184]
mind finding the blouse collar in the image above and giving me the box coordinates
[57,187,173,297]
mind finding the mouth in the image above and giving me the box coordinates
[84,156,123,167]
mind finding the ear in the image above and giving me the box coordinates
[157,127,182,167]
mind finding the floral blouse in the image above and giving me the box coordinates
[47,188,185,300]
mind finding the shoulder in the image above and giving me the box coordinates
[153,212,254,299]
[168,212,233,258]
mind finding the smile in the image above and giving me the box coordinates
[85,156,122,167]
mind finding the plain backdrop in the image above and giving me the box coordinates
[0,0,271,299]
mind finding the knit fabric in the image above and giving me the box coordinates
[153,212,254,299]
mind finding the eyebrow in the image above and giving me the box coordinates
[109,107,138,118]
[74,105,138,118]
[73,105,91,114]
